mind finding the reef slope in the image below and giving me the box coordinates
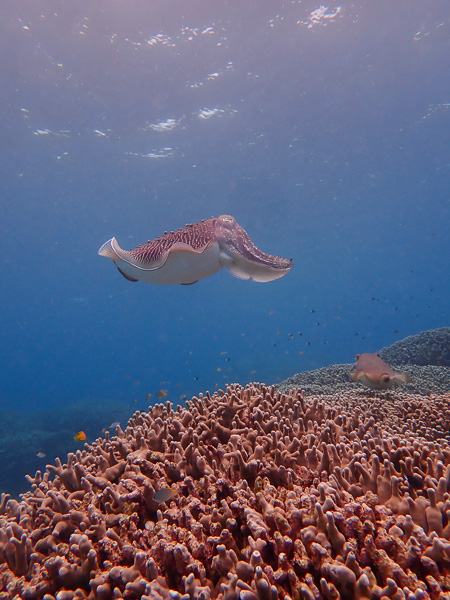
[1,383,450,599]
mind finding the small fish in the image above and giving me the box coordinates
[109,421,120,429]
[152,487,178,504]
[217,367,222,372]
[146,393,152,401]
[349,353,409,390]
[36,452,46,458]
[179,394,187,401]
[155,389,168,399]
[74,431,86,441]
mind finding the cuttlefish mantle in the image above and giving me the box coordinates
[349,353,409,390]
[98,215,293,285]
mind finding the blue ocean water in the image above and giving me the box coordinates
[0,0,449,495]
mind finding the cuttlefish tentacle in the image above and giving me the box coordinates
[349,353,409,390]
[214,215,292,282]
[98,215,293,285]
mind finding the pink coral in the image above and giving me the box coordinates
[1,384,450,599]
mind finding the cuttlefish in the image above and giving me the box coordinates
[98,215,293,285]
[349,353,409,390]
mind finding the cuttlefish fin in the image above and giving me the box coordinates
[117,267,139,282]
[181,281,198,285]
[99,238,139,281]
[98,238,117,260]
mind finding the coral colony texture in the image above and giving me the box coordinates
[2,384,450,599]
[278,364,450,397]
[278,328,450,398]
[379,328,450,368]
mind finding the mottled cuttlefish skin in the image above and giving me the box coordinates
[98,215,293,285]
[349,352,409,390]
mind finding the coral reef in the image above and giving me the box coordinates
[379,327,450,368]
[1,383,450,600]
[278,328,450,397]
[0,400,133,498]
[278,363,355,396]
[278,364,450,396]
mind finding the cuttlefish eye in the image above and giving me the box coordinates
[381,375,390,384]
[218,215,236,226]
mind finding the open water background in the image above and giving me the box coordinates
[0,0,449,495]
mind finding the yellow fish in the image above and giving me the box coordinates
[74,431,86,442]
[36,452,46,459]
[155,390,168,399]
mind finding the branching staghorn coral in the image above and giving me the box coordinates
[1,384,450,599]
